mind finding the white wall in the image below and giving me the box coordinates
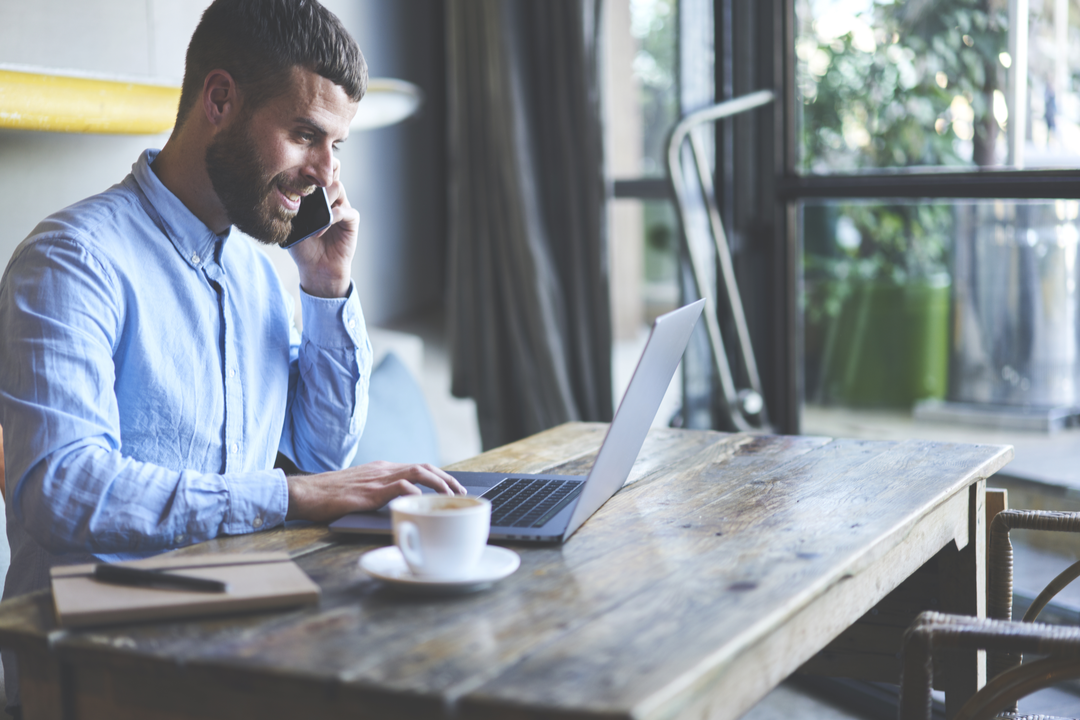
[0,0,203,266]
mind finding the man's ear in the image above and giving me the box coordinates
[202,69,239,127]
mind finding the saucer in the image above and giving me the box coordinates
[359,545,520,594]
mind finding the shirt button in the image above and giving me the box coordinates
[173,533,184,545]
[191,253,200,264]
[231,443,239,454]
[252,517,263,529]
[228,368,236,378]
[347,318,356,330]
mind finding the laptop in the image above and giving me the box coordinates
[329,299,705,543]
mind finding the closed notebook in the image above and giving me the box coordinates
[51,552,320,628]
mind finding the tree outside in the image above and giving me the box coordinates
[797,0,1009,407]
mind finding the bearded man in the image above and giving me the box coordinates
[0,0,462,713]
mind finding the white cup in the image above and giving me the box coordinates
[389,495,491,580]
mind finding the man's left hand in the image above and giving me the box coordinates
[290,158,358,299]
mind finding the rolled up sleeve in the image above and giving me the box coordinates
[280,282,372,472]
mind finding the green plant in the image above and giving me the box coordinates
[799,0,1007,172]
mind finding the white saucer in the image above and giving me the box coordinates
[359,545,520,594]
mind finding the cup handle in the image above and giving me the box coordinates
[398,521,423,569]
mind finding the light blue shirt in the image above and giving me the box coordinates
[0,149,371,600]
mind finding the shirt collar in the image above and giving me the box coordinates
[131,149,230,269]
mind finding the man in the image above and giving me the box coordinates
[0,0,462,711]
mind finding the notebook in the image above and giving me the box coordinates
[51,552,320,628]
[330,299,705,543]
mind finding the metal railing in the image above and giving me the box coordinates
[667,89,774,432]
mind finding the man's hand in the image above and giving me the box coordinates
[285,461,467,522]
[289,158,358,299]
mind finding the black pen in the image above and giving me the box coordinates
[93,563,229,594]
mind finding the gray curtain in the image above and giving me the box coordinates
[446,0,612,450]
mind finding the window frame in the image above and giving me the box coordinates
[612,0,1076,434]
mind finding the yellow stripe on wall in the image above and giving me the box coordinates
[0,69,180,134]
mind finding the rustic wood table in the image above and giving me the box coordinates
[0,422,1012,720]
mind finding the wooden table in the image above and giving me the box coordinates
[0,423,1012,720]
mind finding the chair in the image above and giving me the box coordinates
[899,509,1080,719]
[899,611,1080,720]
[349,350,440,467]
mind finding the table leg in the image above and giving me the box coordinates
[14,645,67,720]
[937,480,987,718]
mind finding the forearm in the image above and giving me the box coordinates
[13,443,288,555]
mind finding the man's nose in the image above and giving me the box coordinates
[304,145,335,188]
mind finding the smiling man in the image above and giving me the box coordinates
[0,0,462,713]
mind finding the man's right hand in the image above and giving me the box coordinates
[285,461,467,522]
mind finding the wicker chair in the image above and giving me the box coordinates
[899,509,1080,720]
[900,611,1080,720]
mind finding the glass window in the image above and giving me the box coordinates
[607,1,681,340]
[795,0,1080,173]
[631,0,680,177]
[803,198,1080,411]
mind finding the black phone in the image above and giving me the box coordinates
[282,186,333,249]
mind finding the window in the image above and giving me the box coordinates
[787,0,1080,431]
[607,0,682,340]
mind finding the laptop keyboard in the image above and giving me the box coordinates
[481,477,584,529]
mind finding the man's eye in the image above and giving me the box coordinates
[298,132,315,143]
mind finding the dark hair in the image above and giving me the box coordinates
[175,0,367,128]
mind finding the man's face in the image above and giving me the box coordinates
[205,67,357,246]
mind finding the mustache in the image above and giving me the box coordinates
[276,180,317,198]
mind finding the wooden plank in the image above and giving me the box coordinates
[0,428,1012,720]
[49,435,1009,720]
[46,433,799,664]
[455,440,1008,720]
[462,485,974,720]
[66,657,444,720]
[161,523,338,561]
[937,481,987,718]
[804,484,1002,698]
[46,432,844,708]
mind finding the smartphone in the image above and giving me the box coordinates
[282,186,333,249]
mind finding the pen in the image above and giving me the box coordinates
[93,563,229,594]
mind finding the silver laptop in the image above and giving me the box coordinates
[329,299,705,543]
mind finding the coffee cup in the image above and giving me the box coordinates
[389,495,491,580]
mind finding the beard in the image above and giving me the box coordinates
[205,120,310,246]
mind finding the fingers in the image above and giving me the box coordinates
[286,462,469,523]
[367,477,423,509]
[322,160,345,210]
[324,177,346,210]
[399,463,467,496]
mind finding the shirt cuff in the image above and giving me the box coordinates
[299,282,366,348]
[221,469,289,534]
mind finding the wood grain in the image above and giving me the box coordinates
[457,441,1006,720]
[0,424,1012,720]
